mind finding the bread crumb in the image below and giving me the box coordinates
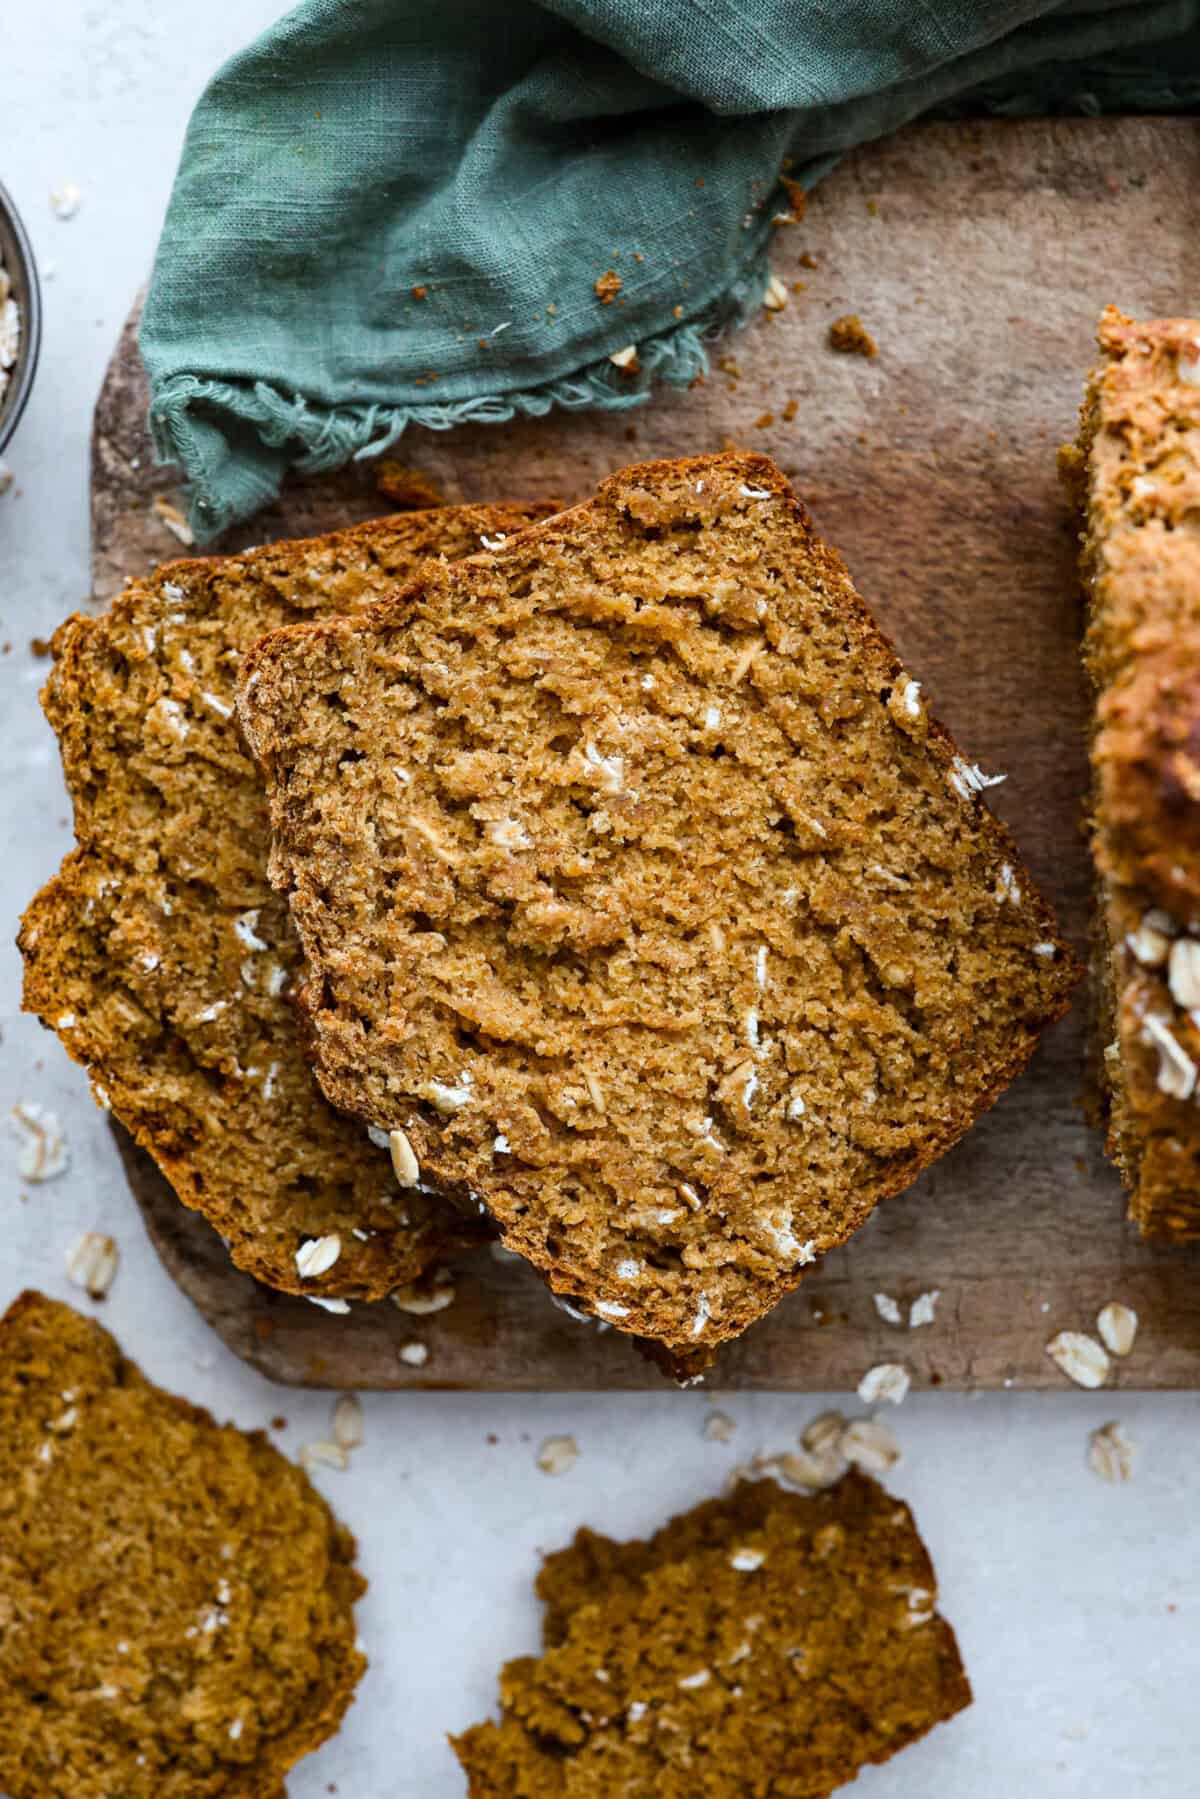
[594,271,622,305]
[374,462,445,508]
[829,315,878,358]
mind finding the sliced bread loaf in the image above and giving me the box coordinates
[0,1291,365,1798]
[239,452,1079,1364]
[20,504,555,1300]
[452,1469,971,1796]
[1073,306,1200,1238]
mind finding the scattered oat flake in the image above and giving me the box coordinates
[10,1102,70,1181]
[66,1232,119,1298]
[299,1439,349,1472]
[1096,1302,1138,1358]
[389,1127,420,1186]
[50,182,81,220]
[152,495,194,545]
[391,1267,455,1314]
[332,1393,363,1451]
[537,1434,578,1476]
[909,1290,940,1329]
[1088,1421,1135,1484]
[841,1417,901,1474]
[399,1341,429,1367]
[703,1409,736,1443]
[856,1362,910,1406]
[872,1292,902,1326]
[762,272,788,312]
[608,344,638,370]
[1046,1330,1110,1389]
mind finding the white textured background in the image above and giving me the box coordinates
[1,7,1197,1794]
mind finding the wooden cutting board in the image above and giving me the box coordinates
[93,116,1200,1390]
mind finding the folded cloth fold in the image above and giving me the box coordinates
[140,0,1200,539]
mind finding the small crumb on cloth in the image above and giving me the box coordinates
[594,270,622,305]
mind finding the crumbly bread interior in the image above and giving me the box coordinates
[1077,307,1200,1238]
[0,1291,365,1799]
[240,452,1078,1360]
[452,1471,971,1797]
[20,505,555,1299]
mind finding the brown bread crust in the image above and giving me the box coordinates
[1077,307,1200,1239]
[0,1291,365,1798]
[239,452,1079,1363]
[19,504,556,1300]
[452,1470,971,1797]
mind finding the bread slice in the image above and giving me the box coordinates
[451,1469,971,1796]
[1073,308,1200,1239]
[239,452,1079,1365]
[0,1290,365,1798]
[19,503,556,1301]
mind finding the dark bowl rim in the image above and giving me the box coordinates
[0,177,43,456]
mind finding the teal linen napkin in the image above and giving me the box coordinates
[141,0,1200,540]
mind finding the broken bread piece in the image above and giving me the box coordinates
[1073,307,1200,1239]
[0,1291,365,1799]
[452,1469,971,1796]
[19,504,555,1300]
[238,452,1079,1364]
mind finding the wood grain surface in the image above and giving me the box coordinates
[94,116,1200,1390]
